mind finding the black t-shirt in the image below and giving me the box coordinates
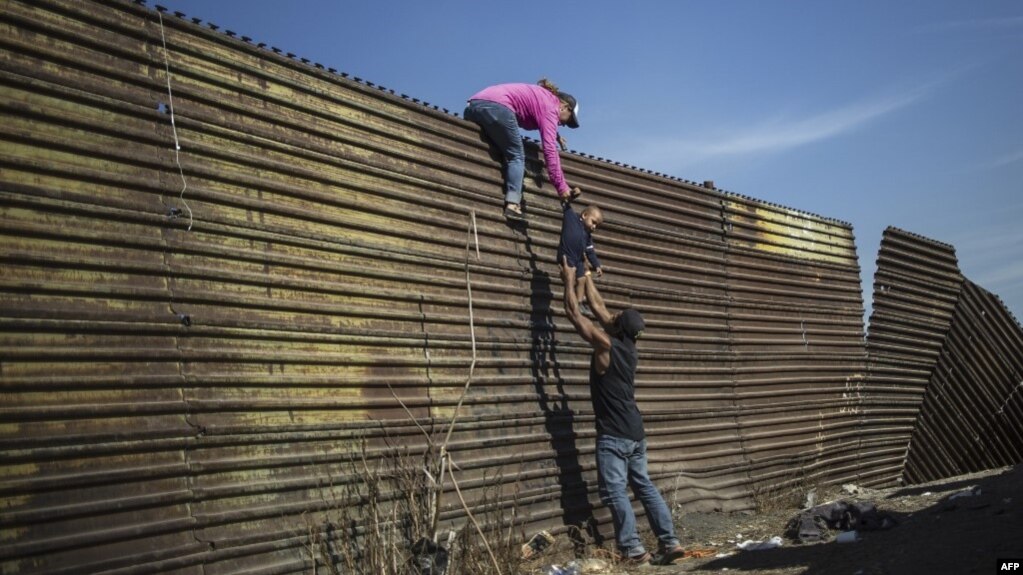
[589,337,645,441]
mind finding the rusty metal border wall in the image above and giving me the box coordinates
[903,279,1023,482]
[6,1,1012,573]
[865,228,1023,484]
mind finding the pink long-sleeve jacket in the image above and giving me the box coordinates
[468,83,570,196]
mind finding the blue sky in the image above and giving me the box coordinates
[154,1,1023,325]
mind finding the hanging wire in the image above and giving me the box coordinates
[157,11,194,231]
[441,210,481,448]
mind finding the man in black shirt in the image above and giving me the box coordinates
[559,257,685,566]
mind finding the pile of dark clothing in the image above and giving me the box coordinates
[410,538,449,575]
[787,501,897,543]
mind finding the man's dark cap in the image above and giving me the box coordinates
[616,308,645,340]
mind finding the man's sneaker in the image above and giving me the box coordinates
[654,545,687,565]
[623,551,653,568]
[503,204,526,222]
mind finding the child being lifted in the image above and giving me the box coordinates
[558,201,604,310]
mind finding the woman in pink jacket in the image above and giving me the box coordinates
[464,78,582,221]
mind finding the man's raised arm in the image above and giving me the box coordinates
[560,257,610,354]
[583,272,614,328]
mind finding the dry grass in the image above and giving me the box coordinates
[298,436,554,575]
[749,467,822,515]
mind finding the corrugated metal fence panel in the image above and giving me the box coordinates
[719,198,868,497]
[867,228,962,363]
[861,227,963,486]
[0,0,875,572]
[903,279,1023,483]
[865,227,1023,487]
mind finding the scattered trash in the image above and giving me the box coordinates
[786,501,896,543]
[803,488,817,509]
[715,552,732,558]
[522,530,556,560]
[948,486,981,500]
[410,538,448,575]
[682,547,718,559]
[539,562,582,575]
[842,483,863,496]
[569,558,609,573]
[792,511,830,543]
[542,558,609,574]
[736,536,783,551]
[835,530,860,543]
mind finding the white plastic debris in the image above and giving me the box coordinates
[948,486,981,500]
[570,558,608,573]
[736,536,783,551]
[804,488,817,509]
[836,530,860,543]
[841,483,863,496]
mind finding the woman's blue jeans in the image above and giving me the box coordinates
[596,435,681,558]
[463,100,525,205]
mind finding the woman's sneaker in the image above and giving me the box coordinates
[503,204,526,222]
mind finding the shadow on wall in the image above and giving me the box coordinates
[522,219,601,547]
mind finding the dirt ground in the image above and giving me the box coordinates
[530,464,1023,575]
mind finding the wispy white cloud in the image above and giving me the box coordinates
[617,75,952,169]
[975,260,1023,289]
[945,218,1023,286]
[694,89,926,157]
[915,16,1023,34]
[984,148,1023,169]
[951,225,1023,258]
[930,219,1023,318]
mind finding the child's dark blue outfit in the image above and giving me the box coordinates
[558,203,601,278]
